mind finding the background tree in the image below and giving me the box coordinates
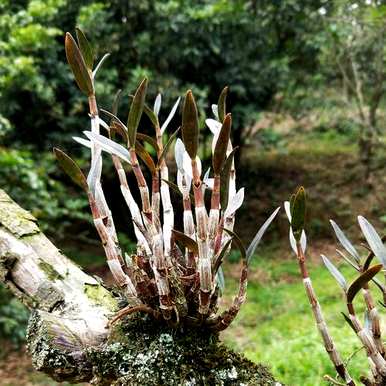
[318,1,386,181]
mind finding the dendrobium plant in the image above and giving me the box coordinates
[286,187,386,386]
[55,29,279,331]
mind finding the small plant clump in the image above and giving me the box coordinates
[55,29,279,331]
[287,187,386,386]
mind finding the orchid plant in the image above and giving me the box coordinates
[286,187,386,386]
[54,29,279,331]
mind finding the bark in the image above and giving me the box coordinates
[0,189,279,385]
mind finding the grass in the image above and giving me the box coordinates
[221,243,377,386]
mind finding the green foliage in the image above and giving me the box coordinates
[0,284,29,346]
[0,0,325,150]
[0,148,89,234]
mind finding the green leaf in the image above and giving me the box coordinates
[347,264,383,303]
[157,127,180,166]
[65,32,94,96]
[182,90,199,159]
[53,148,87,191]
[112,89,122,116]
[220,147,237,210]
[291,187,306,242]
[217,86,229,123]
[172,230,198,254]
[213,113,232,175]
[143,103,160,129]
[127,78,148,148]
[75,28,94,70]
[135,141,156,175]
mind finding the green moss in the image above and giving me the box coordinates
[38,260,64,281]
[84,283,118,311]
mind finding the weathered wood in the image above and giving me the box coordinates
[0,189,117,381]
[0,189,279,385]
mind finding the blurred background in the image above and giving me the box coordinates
[0,1,385,385]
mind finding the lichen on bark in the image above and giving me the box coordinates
[86,315,277,386]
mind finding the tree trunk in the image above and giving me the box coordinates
[0,189,279,385]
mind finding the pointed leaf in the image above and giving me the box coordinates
[291,187,306,241]
[75,28,94,69]
[213,238,233,274]
[135,141,156,174]
[162,179,183,198]
[223,228,246,261]
[127,78,148,147]
[220,147,237,210]
[341,312,356,333]
[112,89,122,116]
[300,230,307,253]
[83,131,131,163]
[53,148,87,191]
[158,127,180,166]
[143,103,159,128]
[182,90,199,159]
[358,216,386,267]
[217,86,229,123]
[330,220,361,263]
[206,118,221,135]
[321,254,347,291]
[213,113,232,174]
[336,249,360,271]
[136,133,160,153]
[65,33,93,95]
[154,93,162,116]
[246,207,280,264]
[161,97,181,134]
[289,193,295,217]
[92,53,110,78]
[363,253,375,272]
[73,136,92,149]
[347,264,383,303]
[175,138,185,171]
[162,179,194,203]
[216,266,225,293]
[211,104,219,120]
[172,230,198,254]
[224,188,245,218]
[110,121,129,142]
[101,109,127,131]
[284,201,291,222]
